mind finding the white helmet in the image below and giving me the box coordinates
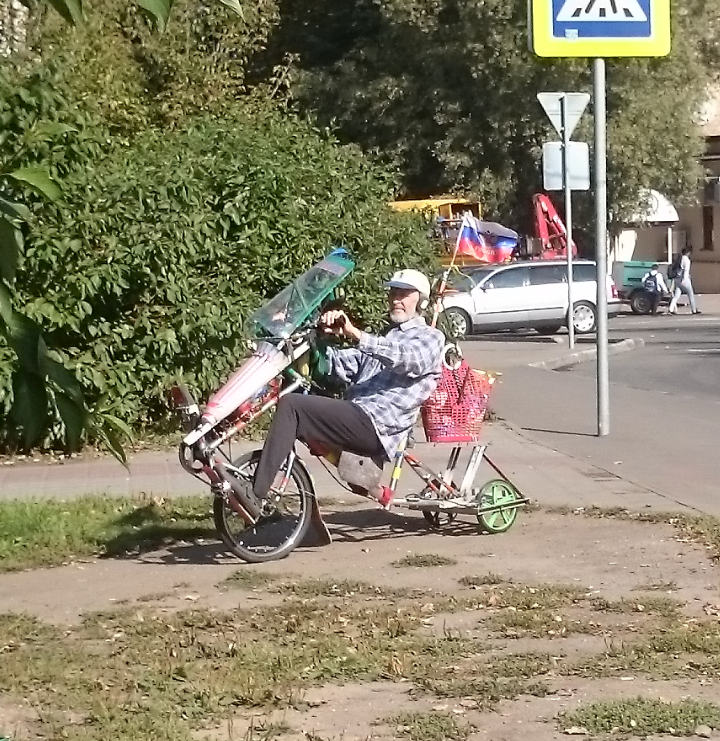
[384,269,431,299]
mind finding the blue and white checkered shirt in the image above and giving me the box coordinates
[326,316,445,459]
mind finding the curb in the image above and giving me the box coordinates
[528,337,645,371]
[469,334,564,345]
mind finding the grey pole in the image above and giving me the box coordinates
[561,94,575,349]
[594,58,609,436]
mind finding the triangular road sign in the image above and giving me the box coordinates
[537,92,591,138]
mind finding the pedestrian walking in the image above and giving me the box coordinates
[640,264,669,314]
[668,246,701,315]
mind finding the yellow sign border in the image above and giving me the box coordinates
[530,0,671,57]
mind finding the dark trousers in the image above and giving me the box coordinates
[252,394,385,498]
[648,291,662,314]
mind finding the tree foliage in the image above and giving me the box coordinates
[33,0,281,133]
[41,0,244,32]
[261,0,720,228]
[4,0,719,453]
[1,65,434,438]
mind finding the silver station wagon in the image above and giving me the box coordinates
[439,260,622,338]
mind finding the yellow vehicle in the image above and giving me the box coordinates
[389,196,481,220]
[390,196,484,266]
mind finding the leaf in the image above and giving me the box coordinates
[136,0,174,32]
[46,0,84,24]
[45,357,84,406]
[8,167,62,201]
[0,196,32,222]
[0,282,13,327]
[96,426,128,468]
[10,371,49,448]
[28,122,78,144]
[5,313,45,374]
[55,392,86,451]
[218,0,245,19]
[0,216,22,283]
[98,412,134,442]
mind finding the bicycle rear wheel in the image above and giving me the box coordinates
[213,450,314,563]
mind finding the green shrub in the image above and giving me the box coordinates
[9,100,436,433]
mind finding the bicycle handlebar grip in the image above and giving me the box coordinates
[318,315,347,331]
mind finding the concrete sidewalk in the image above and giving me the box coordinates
[0,420,685,514]
[0,331,703,518]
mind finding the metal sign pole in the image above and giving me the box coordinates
[561,94,575,349]
[594,58,609,436]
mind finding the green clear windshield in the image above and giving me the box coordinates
[249,254,355,338]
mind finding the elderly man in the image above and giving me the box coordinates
[248,268,445,506]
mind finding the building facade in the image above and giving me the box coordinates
[609,93,720,292]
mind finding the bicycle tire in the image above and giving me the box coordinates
[213,449,315,563]
[476,479,520,534]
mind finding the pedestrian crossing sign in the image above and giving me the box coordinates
[529,0,671,57]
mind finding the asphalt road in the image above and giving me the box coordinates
[491,305,720,515]
[570,311,720,400]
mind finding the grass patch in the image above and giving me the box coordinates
[480,583,586,611]
[590,595,682,619]
[633,580,678,592]
[458,573,508,587]
[419,660,549,704]
[136,591,173,603]
[0,495,214,572]
[485,651,556,679]
[239,718,293,740]
[485,608,596,638]
[275,578,418,599]
[393,554,458,568]
[221,570,283,590]
[387,711,471,741]
[560,697,720,736]
[0,587,552,741]
[570,621,720,679]
[478,584,679,639]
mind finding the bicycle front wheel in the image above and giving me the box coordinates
[213,450,315,563]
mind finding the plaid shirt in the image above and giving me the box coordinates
[326,316,445,458]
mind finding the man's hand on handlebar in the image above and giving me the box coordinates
[319,310,362,342]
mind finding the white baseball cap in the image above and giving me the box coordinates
[385,269,431,299]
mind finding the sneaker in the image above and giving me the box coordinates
[693,310,703,315]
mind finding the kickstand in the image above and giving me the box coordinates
[302,496,332,547]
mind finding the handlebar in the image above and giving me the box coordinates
[317,315,347,331]
[252,314,347,344]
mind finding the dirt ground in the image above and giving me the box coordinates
[1,505,719,740]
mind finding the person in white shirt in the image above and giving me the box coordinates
[669,246,701,315]
[641,264,669,315]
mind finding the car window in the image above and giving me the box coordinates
[572,264,597,282]
[528,264,566,285]
[484,267,528,289]
[445,267,494,292]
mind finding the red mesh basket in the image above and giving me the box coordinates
[421,360,496,443]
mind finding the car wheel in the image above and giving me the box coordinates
[629,290,652,315]
[441,308,472,339]
[571,301,597,334]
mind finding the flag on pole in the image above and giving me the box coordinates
[455,213,487,261]
[454,214,517,263]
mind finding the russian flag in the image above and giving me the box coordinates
[456,214,488,261]
[454,214,518,263]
